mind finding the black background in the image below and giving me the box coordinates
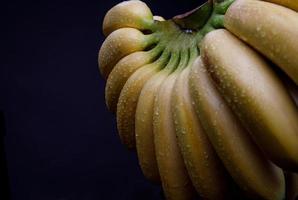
[2,0,205,199]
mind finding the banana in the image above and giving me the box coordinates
[189,57,285,200]
[201,29,298,171]
[262,0,298,11]
[153,55,197,200]
[285,172,298,200]
[135,51,179,183]
[172,49,233,199]
[225,0,298,85]
[98,28,157,79]
[105,45,162,113]
[102,0,154,36]
[116,51,169,149]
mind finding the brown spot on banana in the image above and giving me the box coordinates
[224,0,298,85]
[189,57,285,200]
[201,29,298,171]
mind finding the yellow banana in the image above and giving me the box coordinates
[153,58,197,200]
[173,70,232,199]
[102,0,154,36]
[172,49,233,199]
[116,51,169,149]
[189,57,285,200]
[135,51,179,183]
[201,29,298,171]
[98,28,157,79]
[225,0,298,84]
[105,46,162,113]
[262,0,298,11]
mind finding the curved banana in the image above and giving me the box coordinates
[135,51,179,183]
[225,0,298,84]
[201,29,298,171]
[105,46,162,113]
[116,51,169,149]
[262,0,298,11]
[285,172,298,200]
[98,28,157,79]
[153,59,197,200]
[102,0,154,36]
[189,57,285,200]
[172,48,233,199]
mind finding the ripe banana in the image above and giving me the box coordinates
[102,0,154,36]
[116,51,169,149]
[135,51,179,182]
[105,46,162,113]
[99,0,298,199]
[172,49,233,199]
[154,63,196,200]
[262,0,298,11]
[225,0,298,85]
[201,29,298,171]
[189,57,285,200]
[98,28,158,79]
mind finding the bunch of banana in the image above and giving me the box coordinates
[98,0,298,199]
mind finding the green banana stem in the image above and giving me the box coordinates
[149,0,235,69]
